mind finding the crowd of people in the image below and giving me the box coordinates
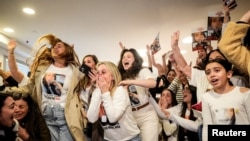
[0,1,249,141]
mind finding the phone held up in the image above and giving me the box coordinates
[79,64,92,76]
[223,0,237,10]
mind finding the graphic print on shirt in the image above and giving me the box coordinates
[127,85,141,106]
[213,108,235,125]
[99,103,120,130]
[42,72,65,98]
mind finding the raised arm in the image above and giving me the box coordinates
[146,45,153,72]
[218,10,250,74]
[171,31,191,78]
[162,51,172,75]
[119,41,125,50]
[7,40,25,83]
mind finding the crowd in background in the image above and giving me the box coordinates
[0,1,249,141]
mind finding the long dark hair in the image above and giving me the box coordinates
[12,93,44,140]
[178,84,199,141]
[0,93,12,112]
[117,48,143,80]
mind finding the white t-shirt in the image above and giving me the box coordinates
[41,64,72,108]
[87,86,140,141]
[129,68,155,107]
[202,86,250,141]
[189,68,212,102]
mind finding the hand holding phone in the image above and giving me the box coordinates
[79,64,92,75]
[223,0,237,10]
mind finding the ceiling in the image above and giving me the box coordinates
[0,0,249,69]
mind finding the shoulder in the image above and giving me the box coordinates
[239,87,250,93]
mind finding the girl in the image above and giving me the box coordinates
[158,88,178,141]
[202,58,250,141]
[117,48,159,141]
[162,83,199,141]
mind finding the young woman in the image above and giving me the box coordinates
[158,88,178,141]
[0,93,19,141]
[87,61,141,141]
[74,54,104,141]
[162,83,199,141]
[3,34,86,141]
[13,92,51,141]
[202,58,250,141]
[117,48,159,141]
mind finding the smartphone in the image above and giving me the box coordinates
[79,64,91,75]
[223,0,237,10]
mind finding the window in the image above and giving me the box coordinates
[4,56,30,76]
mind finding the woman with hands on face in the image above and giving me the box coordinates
[87,61,141,141]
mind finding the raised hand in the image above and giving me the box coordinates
[7,40,17,52]
[171,31,180,49]
[119,41,125,50]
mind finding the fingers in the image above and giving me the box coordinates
[119,41,125,50]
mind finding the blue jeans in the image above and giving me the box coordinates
[104,134,141,141]
[43,104,74,141]
[197,124,203,141]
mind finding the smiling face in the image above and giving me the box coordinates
[205,62,232,90]
[0,96,15,128]
[122,52,135,70]
[182,84,192,104]
[14,99,29,121]
[167,70,176,82]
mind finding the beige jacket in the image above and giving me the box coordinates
[4,64,86,141]
[218,21,250,77]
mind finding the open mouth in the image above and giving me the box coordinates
[210,78,219,85]
[123,62,130,67]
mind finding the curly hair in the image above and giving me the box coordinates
[117,48,143,80]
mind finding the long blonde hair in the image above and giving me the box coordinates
[28,34,80,79]
[97,61,121,96]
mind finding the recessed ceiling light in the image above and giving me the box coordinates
[182,36,192,44]
[4,27,14,33]
[23,8,35,15]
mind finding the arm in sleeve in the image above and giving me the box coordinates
[243,90,250,122]
[87,88,102,123]
[218,22,250,74]
[168,77,179,93]
[101,86,129,123]
[169,113,198,132]
[162,120,178,136]
[202,94,213,141]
